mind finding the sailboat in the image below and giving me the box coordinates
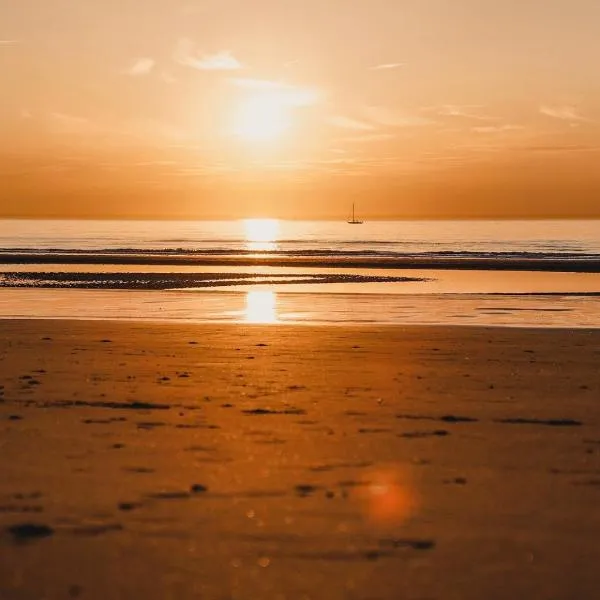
[347,203,363,225]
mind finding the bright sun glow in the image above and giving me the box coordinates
[245,290,277,324]
[230,84,318,143]
[243,218,280,251]
[232,95,289,142]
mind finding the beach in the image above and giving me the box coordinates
[1,320,599,599]
[5,0,600,593]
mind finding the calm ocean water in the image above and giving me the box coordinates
[1,219,600,326]
[1,219,600,257]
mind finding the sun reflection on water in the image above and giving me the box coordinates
[243,218,280,251]
[245,290,278,324]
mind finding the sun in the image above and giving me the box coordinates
[229,83,318,144]
[232,94,290,142]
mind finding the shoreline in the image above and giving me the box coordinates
[3,250,600,272]
[1,316,600,331]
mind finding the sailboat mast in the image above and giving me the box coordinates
[347,201,363,224]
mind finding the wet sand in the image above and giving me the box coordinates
[1,320,599,599]
[2,288,600,328]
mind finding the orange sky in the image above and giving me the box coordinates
[2,0,600,219]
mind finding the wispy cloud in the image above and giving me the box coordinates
[126,57,155,76]
[370,63,404,70]
[328,116,375,131]
[229,78,319,106]
[472,124,524,133]
[160,71,177,84]
[523,144,600,153]
[229,78,287,90]
[124,118,187,142]
[174,39,242,71]
[431,105,498,121]
[539,105,587,121]
[49,113,101,135]
[341,133,397,143]
[0,39,19,46]
[364,106,433,127]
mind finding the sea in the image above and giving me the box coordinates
[1,219,599,327]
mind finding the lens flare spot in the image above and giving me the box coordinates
[358,467,418,525]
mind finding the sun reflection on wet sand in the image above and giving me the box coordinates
[244,290,278,323]
[357,467,418,525]
[243,218,280,251]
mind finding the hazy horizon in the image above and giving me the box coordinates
[3,215,600,223]
[3,0,600,219]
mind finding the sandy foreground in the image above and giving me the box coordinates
[0,320,599,600]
